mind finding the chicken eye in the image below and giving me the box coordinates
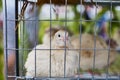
[58,34,61,37]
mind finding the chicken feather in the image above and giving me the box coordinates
[25,30,79,77]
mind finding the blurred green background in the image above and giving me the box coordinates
[0,0,4,80]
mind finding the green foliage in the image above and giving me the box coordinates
[0,54,4,80]
[0,30,4,80]
[0,0,2,6]
[38,21,50,44]
[111,8,120,37]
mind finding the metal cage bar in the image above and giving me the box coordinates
[49,0,52,77]
[15,0,20,77]
[2,0,8,79]
[27,0,120,5]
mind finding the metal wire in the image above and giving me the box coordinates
[49,0,52,77]
[84,0,120,5]
[15,76,120,80]
[64,0,68,77]
[5,48,117,51]
[33,2,38,78]
[106,1,113,80]
[78,1,83,78]
[7,19,120,23]
[91,1,99,80]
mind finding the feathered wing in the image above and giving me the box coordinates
[24,44,50,77]
[80,50,116,70]
[71,33,116,70]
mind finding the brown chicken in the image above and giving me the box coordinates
[71,33,116,70]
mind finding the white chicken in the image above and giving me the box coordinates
[25,30,79,77]
[42,27,59,45]
[43,26,73,45]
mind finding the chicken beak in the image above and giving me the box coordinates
[63,36,68,42]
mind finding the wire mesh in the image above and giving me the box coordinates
[2,0,120,80]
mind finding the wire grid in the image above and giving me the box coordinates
[2,0,120,80]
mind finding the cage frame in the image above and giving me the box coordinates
[2,0,120,80]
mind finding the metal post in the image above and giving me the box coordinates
[2,0,8,79]
[15,0,19,77]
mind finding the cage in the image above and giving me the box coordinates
[2,0,120,80]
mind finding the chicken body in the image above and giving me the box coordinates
[25,30,79,77]
[113,30,120,49]
[71,33,116,70]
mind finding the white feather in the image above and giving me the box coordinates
[25,30,79,77]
